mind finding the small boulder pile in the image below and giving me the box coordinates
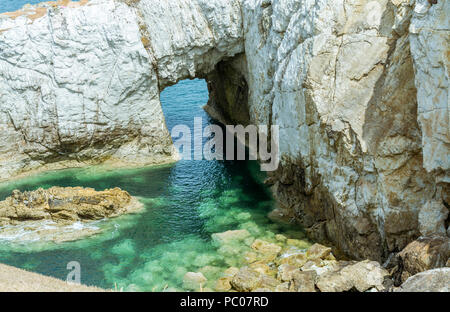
[212,240,391,292]
[182,232,450,292]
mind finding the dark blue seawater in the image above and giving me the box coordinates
[0,0,79,13]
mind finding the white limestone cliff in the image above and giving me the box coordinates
[0,0,244,181]
[0,0,448,261]
[207,0,449,260]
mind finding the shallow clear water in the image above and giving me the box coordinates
[0,79,308,291]
[0,0,79,13]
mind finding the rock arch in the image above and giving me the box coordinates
[0,0,448,262]
[0,0,245,181]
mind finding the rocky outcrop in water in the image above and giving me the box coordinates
[0,186,142,242]
[0,0,448,262]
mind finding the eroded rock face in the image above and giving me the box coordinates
[0,186,142,241]
[409,0,449,175]
[0,0,448,261]
[208,0,449,262]
[0,0,244,181]
[217,237,392,292]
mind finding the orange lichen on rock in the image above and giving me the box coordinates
[2,10,28,20]
[141,36,151,49]
[26,7,48,21]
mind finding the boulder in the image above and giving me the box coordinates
[395,268,450,292]
[249,262,273,276]
[292,270,317,292]
[286,239,310,249]
[223,267,239,277]
[230,267,262,292]
[301,259,339,276]
[243,251,259,264]
[397,236,450,282]
[316,260,390,292]
[183,272,207,291]
[306,244,332,260]
[251,239,282,255]
[275,234,287,242]
[259,274,281,290]
[211,229,252,246]
[277,264,299,282]
[275,282,294,292]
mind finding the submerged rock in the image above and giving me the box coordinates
[276,252,308,268]
[0,186,142,242]
[249,262,273,276]
[223,267,239,277]
[215,277,232,292]
[251,239,282,255]
[211,229,252,246]
[183,272,207,291]
[220,234,394,293]
[277,264,299,282]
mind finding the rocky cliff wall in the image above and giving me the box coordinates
[0,0,448,261]
[206,0,449,261]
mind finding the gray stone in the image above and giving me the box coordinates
[395,268,450,292]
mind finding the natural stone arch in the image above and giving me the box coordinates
[0,0,246,181]
[0,0,448,263]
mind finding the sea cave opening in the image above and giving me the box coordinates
[0,78,310,291]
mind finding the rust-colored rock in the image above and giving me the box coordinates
[396,236,450,283]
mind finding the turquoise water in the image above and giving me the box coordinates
[0,79,308,291]
[1,0,79,13]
